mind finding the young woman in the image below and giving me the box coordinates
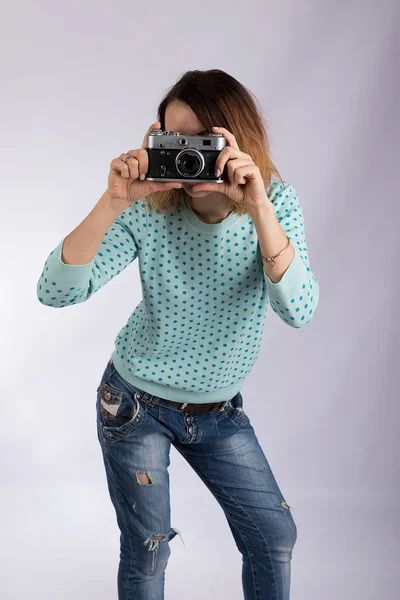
[37,69,319,600]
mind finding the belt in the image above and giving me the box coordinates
[109,358,228,415]
[161,397,229,415]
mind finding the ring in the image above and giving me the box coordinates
[124,154,134,163]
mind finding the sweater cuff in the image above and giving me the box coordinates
[44,238,95,290]
[264,248,308,304]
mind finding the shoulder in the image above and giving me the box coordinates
[266,174,297,203]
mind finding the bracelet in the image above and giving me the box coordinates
[261,236,291,269]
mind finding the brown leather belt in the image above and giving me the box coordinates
[109,358,228,415]
[161,397,229,415]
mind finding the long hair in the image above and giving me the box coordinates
[145,69,284,216]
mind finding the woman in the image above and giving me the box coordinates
[37,69,319,600]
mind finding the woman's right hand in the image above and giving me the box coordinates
[105,121,183,208]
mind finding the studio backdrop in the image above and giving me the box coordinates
[1,1,398,599]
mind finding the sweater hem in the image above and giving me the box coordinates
[111,349,244,404]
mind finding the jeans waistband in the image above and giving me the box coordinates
[108,358,229,415]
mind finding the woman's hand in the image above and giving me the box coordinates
[191,126,270,209]
[106,122,183,209]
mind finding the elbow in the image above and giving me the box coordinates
[282,313,316,329]
[276,299,319,329]
[36,280,59,307]
[290,313,316,328]
[36,283,84,308]
[290,297,319,328]
[291,280,319,328]
[37,293,66,308]
[37,281,51,306]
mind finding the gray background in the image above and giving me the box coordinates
[1,1,399,598]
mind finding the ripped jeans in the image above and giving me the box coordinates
[96,357,297,600]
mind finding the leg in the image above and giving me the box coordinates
[96,362,182,600]
[173,408,297,600]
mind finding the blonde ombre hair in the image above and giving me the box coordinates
[145,69,284,216]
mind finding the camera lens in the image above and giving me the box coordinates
[176,149,205,178]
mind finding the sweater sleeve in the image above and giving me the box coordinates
[263,179,320,328]
[37,199,146,308]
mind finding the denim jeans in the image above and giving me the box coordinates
[96,357,297,600]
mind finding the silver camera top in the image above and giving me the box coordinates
[147,129,226,151]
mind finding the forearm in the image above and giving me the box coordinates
[62,192,126,265]
[248,201,295,283]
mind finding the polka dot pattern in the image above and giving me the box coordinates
[37,204,142,305]
[263,181,320,328]
[36,175,319,401]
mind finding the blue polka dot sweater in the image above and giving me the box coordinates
[37,174,319,403]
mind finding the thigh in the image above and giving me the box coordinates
[95,358,180,548]
[172,415,296,545]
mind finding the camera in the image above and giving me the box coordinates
[145,129,226,183]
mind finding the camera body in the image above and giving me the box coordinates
[145,129,226,183]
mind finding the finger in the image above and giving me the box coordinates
[141,121,161,149]
[234,164,260,183]
[215,146,244,178]
[111,157,130,179]
[227,157,254,185]
[212,126,239,149]
[120,153,139,179]
[123,148,148,180]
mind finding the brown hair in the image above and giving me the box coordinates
[145,69,284,216]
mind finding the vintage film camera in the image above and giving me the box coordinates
[145,129,226,183]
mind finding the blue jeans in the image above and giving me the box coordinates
[96,357,297,600]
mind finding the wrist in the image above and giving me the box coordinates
[100,191,131,216]
[247,199,274,218]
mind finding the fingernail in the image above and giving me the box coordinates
[139,174,145,180]
[215,169,221,177]
[212,126,219,129]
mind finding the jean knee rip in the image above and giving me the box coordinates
[144,527,186,551]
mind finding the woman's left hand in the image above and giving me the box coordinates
[191,126,270,209]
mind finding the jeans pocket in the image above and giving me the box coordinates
[97,380,145,443]
[225,400,250,429]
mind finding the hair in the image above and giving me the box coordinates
[145,69,284,216]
